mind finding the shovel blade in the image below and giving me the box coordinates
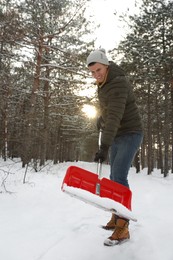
[62,166,132,210]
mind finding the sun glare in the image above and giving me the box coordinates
[82,104,97,119]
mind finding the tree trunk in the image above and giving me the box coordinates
[163,81,170,177]
[171,79,173,173]
[147,83,153,175]
[22,32,43,166]
[40,61,50,166]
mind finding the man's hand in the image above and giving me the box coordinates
[96,116,105,130]
[94,144,109,163]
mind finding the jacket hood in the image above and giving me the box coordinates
[106,62,125,83]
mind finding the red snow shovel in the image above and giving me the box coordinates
[61,129,132,211]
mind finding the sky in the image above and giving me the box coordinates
[87,0,142,51]
[1,159,173,260]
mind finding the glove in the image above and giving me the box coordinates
[94,144,109,163]
[96,116,105,131]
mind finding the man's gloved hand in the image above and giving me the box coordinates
[94,144,109,163]
[96,116,105,131]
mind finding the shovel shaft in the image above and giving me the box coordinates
[98,128,102,148]
[97,128,103,179]
[97,161,102,179]
[96,162,102,195]
[96,129,103,195]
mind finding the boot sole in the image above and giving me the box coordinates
[104,238,129,246]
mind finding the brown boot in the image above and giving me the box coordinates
[102,214,117,230]
[104,218,130,246]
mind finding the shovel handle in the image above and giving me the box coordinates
[97,129,103,179]
[98,128,102,149]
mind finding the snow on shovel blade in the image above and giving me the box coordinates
[63,184,137,222]
[61,166,136,221]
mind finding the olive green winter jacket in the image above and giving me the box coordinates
[97,62,143,146]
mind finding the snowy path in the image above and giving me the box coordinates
[0,160,173,260]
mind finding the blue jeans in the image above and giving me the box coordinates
[110,131,143,188]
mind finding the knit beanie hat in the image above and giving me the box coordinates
[87,48,109,66]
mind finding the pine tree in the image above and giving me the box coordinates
[114,0,173,175]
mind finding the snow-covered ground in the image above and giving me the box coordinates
[0,159,173,260]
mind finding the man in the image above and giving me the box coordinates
[87,48,143,246]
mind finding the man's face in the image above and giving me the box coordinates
[88,63,108,83]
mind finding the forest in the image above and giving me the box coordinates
[0,0,173,176]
